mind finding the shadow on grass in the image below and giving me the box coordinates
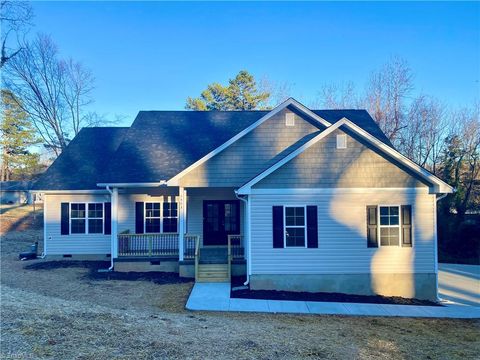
[24,260,193,285]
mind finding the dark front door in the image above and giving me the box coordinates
[203,200,240,245]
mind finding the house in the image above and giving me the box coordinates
[1,181,36,204]
[31,98,453,301]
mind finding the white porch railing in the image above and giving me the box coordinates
[117,233,199,258]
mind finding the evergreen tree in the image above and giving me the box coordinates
[1,89,42,181]
[186,70,270,110]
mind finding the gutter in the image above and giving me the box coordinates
[235,190,250,286]
[96,181,167,188]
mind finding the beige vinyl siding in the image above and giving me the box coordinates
[45,194,111,255]
[249,190,436,274]
[178,109,322,187]
[254,128,428,189]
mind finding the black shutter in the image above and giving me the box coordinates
[272,206,284,248]
[61,203,69,235]
[366,205,378,248]
[306,206,318,248]
[104,202,111,235]
[135,202,144,234]
[401,205,412,247]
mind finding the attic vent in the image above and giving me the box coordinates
[285,113,295,127]
[336,134,347,149]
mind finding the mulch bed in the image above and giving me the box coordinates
[24,260,192,285]
[230,277,440,306]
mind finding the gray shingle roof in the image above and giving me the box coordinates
[34,109,392,190]
[32,127,128,190]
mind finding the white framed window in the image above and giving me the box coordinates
[70,203,86,234]
[336,134,347,149]
[70,203,104,234]
[284,206,306,247]
[285,112,295,127]
[162,202,178,233]
[88,203,104,234]
[378,205,400,246]
[145,202,161,233]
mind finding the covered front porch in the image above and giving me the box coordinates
[108,186,247,280]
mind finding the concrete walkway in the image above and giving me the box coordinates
[186,264,480,318]
[439,263,480,307]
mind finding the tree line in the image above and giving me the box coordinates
[1,2,478,224]
[1,1,105,181]
[186,65,479,222]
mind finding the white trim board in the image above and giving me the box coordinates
[36,190,110,194]
[237,118,453,195]
[246,188,431,195]
[97,182,167,188]
[166,98,331,186]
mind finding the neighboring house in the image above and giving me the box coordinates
[1,181,36,204]
[32,98,452,300]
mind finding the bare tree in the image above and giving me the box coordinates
[0,0,33,68]
[257,77,293,109]
[61,58,94,134]
[364,57,414,142]
[314,81,358,109]
[399,95,449,171]
[4,34,95,155]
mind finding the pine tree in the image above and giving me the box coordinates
[1,89,41,181]
[186,70,270,111]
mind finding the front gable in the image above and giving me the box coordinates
[177,108,324,187]
[253,127,430,189]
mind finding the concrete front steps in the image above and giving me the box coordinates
[197,263,229,283]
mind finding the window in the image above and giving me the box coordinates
[145,202,161,233]
[285,112,295,127]
[88,203,103,234]
[162,202,178,233]
[379,206,400,246]
[336,134,347,149]
[71,203,86,234]
[70,203,104,234]
[284,206,306,247]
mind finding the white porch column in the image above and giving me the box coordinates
[178,187,186,261]
[111,187,119,258]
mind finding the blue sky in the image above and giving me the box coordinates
[31,1,479,125]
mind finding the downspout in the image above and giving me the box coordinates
[434,191,450,302]
[105,185,115,271]
[235,190,250,286]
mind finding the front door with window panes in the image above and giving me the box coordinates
[203,200,240,245]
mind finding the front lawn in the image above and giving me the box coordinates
[1,205,479,359]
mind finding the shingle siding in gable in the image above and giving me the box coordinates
[254,128,428,189]
[178,109,322,187]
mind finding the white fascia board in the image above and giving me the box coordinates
[237,117,453,195]
[96,182,167,188]
[247,188,430,195]
[35,190,110,194]
[237,119,346,194]
[166,97,331,186]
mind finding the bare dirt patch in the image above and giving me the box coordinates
[1,205,480,359]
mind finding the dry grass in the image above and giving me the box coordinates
[1,205,479,359]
